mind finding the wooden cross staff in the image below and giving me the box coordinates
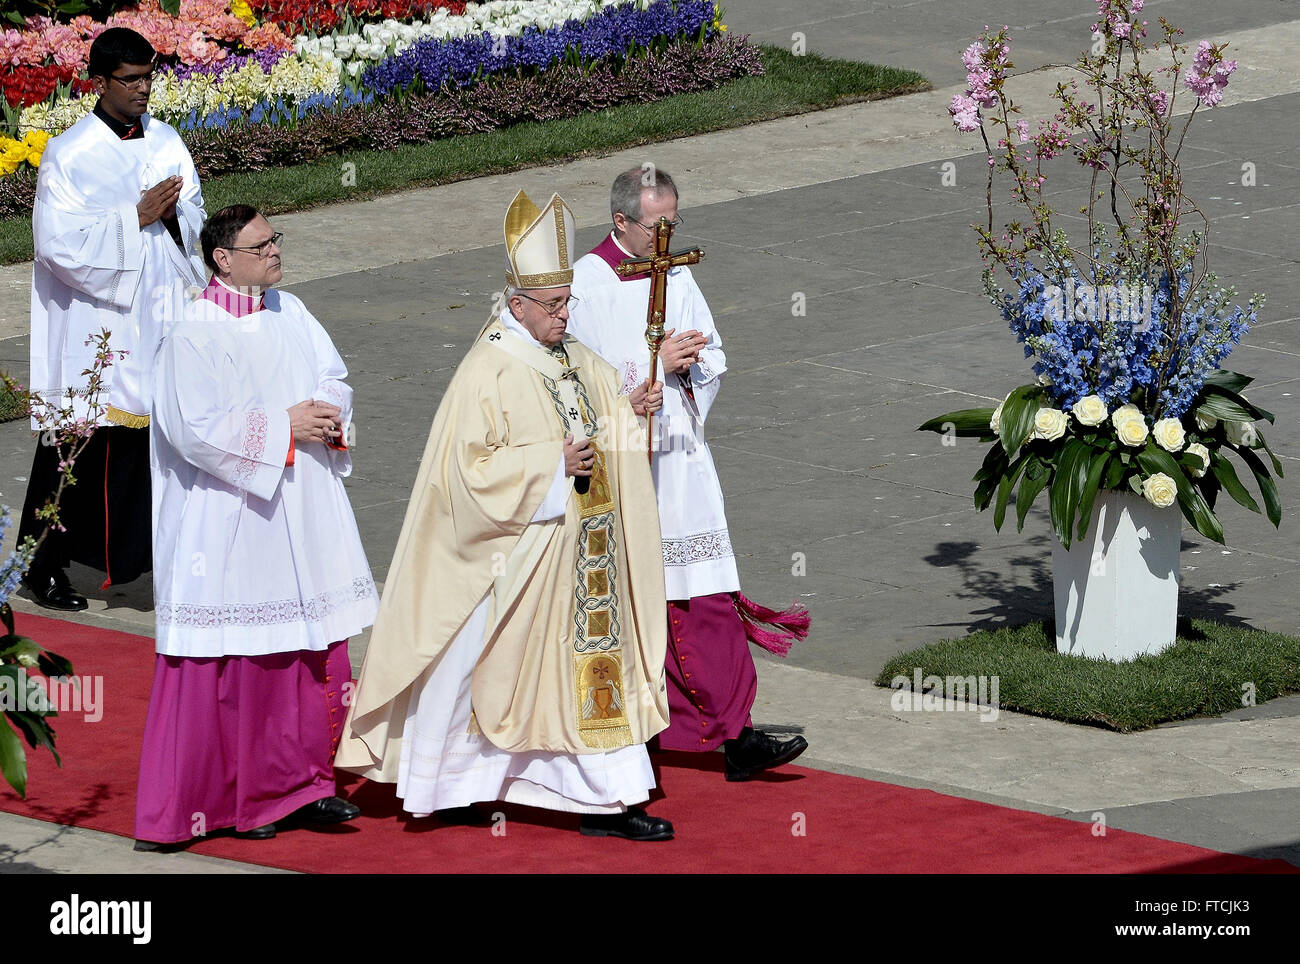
[614,217,704,462]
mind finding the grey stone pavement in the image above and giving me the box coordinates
[1,1,1298,873]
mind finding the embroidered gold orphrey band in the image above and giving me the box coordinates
[483,321,631,750]
[105,405,150,428]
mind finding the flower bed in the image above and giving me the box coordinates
[1,0,749,212]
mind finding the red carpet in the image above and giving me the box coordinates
[3,612,1295,874]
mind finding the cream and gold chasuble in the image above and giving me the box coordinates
[338,318,669,778]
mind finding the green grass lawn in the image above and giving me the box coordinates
[876,619,1300,732]
[0,46,928,265]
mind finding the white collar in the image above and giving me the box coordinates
[214,275,265,300]
[501,306,546,350]
[610,232,636,258]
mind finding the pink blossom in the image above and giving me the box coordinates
[950,94,982,132]
[1184,40,1238,107]
[1015,120,1030,143]
[962,41,986,72]
[1147,89,1170,115]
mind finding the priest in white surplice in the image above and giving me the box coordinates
[134,206,378,848]
[338,190,675,841]
[567,167,811,781]
[19,27,206,611]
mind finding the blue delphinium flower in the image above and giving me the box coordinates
[993,246,1256,417]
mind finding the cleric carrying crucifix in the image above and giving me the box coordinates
[566,166,813,782]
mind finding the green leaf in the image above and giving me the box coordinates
[1015,457,1051,531]
[1203,369,1253,394]
[918,408,996,436]
[159,0,181,16]
[1048,438,1090,548]
[1236,447,1282,528]
[999,384,1044,456]
[1198,471,1221,511]
[1103,456,1126,490]
[994,454,1028,531]
[1211,452,1260,515]
[0,721,27,799]
[1196,387,1275,425]
[1075,450,1111,541]
[1256,430,1284,478]
[37,648,74,680]
[5,709,59,766]
[1135,445,1224,543]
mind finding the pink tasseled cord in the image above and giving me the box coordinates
[734,592,811,657]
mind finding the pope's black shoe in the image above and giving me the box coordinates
[291,796,361,824]
[22,567,88,612]
[723,727,809,782]
[436,804,489,826]
[579,806,674,842]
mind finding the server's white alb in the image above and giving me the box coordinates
[568,240,739,600]
[150,289,378,657]
[31,113,206,425]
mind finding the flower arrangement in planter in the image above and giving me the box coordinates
[921,1,1281,553]
[918,1,1283,658]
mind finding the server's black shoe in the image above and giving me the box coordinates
[22,568,87,612]
[723,727,809,782]
[232,823,278,840]
[579,806,674,842]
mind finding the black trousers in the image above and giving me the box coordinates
[17,425,152,587]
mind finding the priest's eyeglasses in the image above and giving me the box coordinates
[109,68,157,89]
[226,233,284,258]
[516,293,578,317]
[629,214,685,233]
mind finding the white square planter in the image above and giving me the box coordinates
[1052,490,1181,660]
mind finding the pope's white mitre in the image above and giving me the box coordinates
[504,189,576,289]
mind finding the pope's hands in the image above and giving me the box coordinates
[564,433,595,478]
[138,176,183,228]
[289,399,342,443]
[658,328,707,374]
[628,379,664,417]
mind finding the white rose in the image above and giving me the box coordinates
[1032,407,1069,442]
[1141,472,1178,508]
[1224,419,1258,447]
[1116,416,1149,447]
[318,35,335,51]
[1194,411,1218,432]
[1110,403,1143,431]
[1153,417,1186,453]
[990,401,1003,435]
[13,640,41,668]
[1073,394,1108,427]
[1185,442,1210,478]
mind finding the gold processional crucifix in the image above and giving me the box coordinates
[614,217,704,462]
